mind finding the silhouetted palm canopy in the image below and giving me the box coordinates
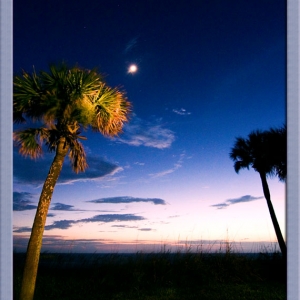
[229,126,286,182]
[14,63,131,300]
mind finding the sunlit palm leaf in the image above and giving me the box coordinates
[14,63,131,172]
[13,128,50,159]
[92,83,131,136]
[13,70,44,122]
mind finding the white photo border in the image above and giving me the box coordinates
[0,0,13,299]
[1,0,298,299]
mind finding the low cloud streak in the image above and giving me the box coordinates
[87,196,166,205]
[14,213,146,232]
[211,195,263,210]
[13,192,37,211]
[13,149,122,186]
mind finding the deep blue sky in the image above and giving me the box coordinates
[13,0,286,253]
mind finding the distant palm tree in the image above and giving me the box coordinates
[14,63,131,300]
[229,126,286,259]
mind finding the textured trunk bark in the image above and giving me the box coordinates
[259,172,287,260]
[19,138,69,300]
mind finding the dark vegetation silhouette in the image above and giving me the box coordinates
[229,126,286,260]
[13,63,131,300]
[13,246,286,300]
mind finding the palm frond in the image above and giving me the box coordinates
[92,84,131,136]
[229,137,253,172]
[13,128,50,159]
[13,69,43,123]
[44,127,61,152]
[68,139,88,173]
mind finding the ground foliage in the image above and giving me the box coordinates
[14,248,286,300]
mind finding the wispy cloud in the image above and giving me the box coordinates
[49,202,103,212]
[138,228,154,231]
[114,116,175,149]
[13,226,32,233]
[14,195,119,212]
[168,215,180,218]
[57,155,123,185]
[172,108,191,116]
[149,152,185,178]
[49,202,113,212]
[211,195,264,210]
[226,195,264,204]
[210,203,230,210]
[111,225,138,228]
[80,214,145,223]
[150,169,174,178]
[13,149,123,186]
[13,192,37,211]
[14,213,146,232]
[124,36,139,54]
[51,203,77,211]
[87,196,166,205]
[45,220,74,230]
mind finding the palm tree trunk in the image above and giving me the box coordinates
[19,138,69,300]
[259,172,287,259]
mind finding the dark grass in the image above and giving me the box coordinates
[13,249,286,300]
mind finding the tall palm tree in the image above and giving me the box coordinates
[229,126,286,259]
[14,63,131,300]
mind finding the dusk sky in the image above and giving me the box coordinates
[13,0,286,253]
